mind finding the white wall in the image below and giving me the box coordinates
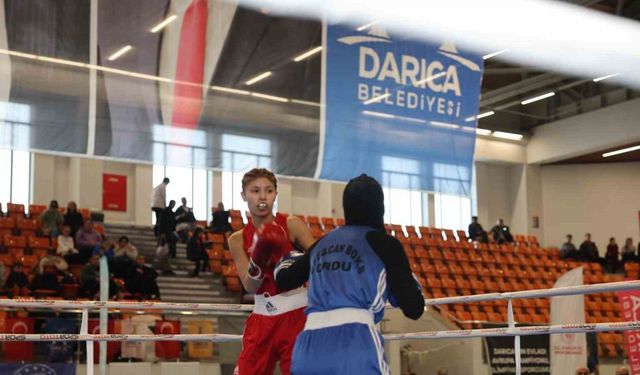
[540,162,640,251]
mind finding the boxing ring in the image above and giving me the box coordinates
[1,280,639,375]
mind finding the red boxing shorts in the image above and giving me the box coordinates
[234,289,307,375]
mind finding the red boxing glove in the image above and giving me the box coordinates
[248,222,288,280]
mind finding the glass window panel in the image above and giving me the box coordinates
[166,144,192,167]
[10,151,30,206]
[222,134,271,155]
[232,153,258,172]
[153,143,165,165]
[152,124,206,148]
[222,152,232,170]
[222,171,234,210]
[165,166,193,206]
[410,191,422,227]
[381,155,420,174]
[0,149,11,204]
[193,168,207,221]
[152,165,166,187]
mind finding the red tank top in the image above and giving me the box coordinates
[242,213,293,295]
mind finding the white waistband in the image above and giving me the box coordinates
[304,308,375,330]
[253,288,307,316]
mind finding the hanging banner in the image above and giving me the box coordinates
[619,289,640,375]
[43,318,77,363]
[3,317,34,362]
[550,267,586,375]
[187,320,214,359]
[483,324,550,375]
[88,319,120,363]
[102,174,127,212]
[318,23,483,194]
[155,320,181,360]
[0,364,76,375]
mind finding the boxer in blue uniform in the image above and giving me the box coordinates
[275,174,425,374]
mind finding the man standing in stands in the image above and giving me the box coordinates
[158,200,177,275]
[490,218,514,244]
[468,216,488,243]
[561,234,578,259]
[151,178,170,236]
[175,197,197,242]
[579,233,599,262]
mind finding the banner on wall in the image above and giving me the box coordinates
[43,318,77,363]
[0,364,76,375]
[155,320,181,359]
[618,290,640,374]
[187,320,214,358]
[103,173,127,211]
[483,324,550,375]
[88,319,120,363]
[3,317,35,362]
[318,23,484,195]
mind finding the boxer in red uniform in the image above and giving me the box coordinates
[229,168,316,375]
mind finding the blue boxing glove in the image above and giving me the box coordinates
[274,251,304,280]
[387,273,423,307]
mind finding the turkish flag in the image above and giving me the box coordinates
[155,320,181,359]
[4,318,34,361]
[88,319,120,363]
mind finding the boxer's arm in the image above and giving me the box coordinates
[287,216,316,252]
[274,243,316,290]
[367,231,425,320]
[228,230,263,294]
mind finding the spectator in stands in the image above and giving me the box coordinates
[40,200,64,238]
[621,237,636,264]
[605,237,620,273]
[468,216,489,243]
[79,255,118,299]
[112,236,138,279]
[6,263,29,297]
[29,264,63,296]
[575,367,589,375]
[151,177,170,236]
[114,236,138,261]
[63,201,84,237]
[37,254,68,274]
[490,218,514,244]
[57,225,82,264]
[187,227,210,277]
[93,238,116,262]
[158,200,177,259]
[175,197,197,242]
[211,202,232,235]
[0,262,5,290]
[436,369,448,375]
[579,233,599,263]
[586,331,599,374]
[127,256,160,300]
[76,221,102,264]
[561,234,579,259]
[616,366,630,375]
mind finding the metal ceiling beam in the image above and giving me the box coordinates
[480,73,567,107]
[483,67,543,75]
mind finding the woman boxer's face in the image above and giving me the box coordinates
[242,177,277,218]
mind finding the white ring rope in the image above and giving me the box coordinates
[0,280,637,312]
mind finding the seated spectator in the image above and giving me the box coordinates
[127,256,160,300]
[616,367,630,375]
[79,255,118,299]
[211,202,232,234]
[57,225,83,264]
[0,262,5,291]
[112,236,137,279]
[6,263,29,297]
[468,216,489,243]
[63,201,84,237]
[561,234,578,259]
[490,218,514,244]
[76,221,102,263]
[606,237,620,273]
[187,227,210,277]
[93,238,116,261]
[578,233,600,263]
[40,200,63,238]
[175,197,197,242]
[38,254,68,274]
[622,237,636,264]
[29,264,63,296]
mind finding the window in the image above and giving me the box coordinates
[0,149,32,207]
[152,165,212,224]
[221,134,272,215]
[432,163,475,231]
[381,156,426,227]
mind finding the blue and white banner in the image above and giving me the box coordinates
[317,23,484,195]
[43,319,77,363]
[0,364,75,375]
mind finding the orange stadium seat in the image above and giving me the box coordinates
[321,217,336,231]
[28,204,47,218]
[6,203,25,218]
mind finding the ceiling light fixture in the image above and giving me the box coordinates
[602,144,640,158]
[150,15,178,33]
[363,93,390,105]
[430,121,460,130]
[291,99,321,107]
[417,71,446,85]
[293,46,322,62]
[362,110,395,119]
[492,131,523,140]
[250,92,289,103]
[108,45,133,61]
[483,49,508,60]
[245,71,272,86]
[521,91,555,105]
[593,73,619,82]
[357,21,379,31]
[476,128,493,136]
[211,86,250,95]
